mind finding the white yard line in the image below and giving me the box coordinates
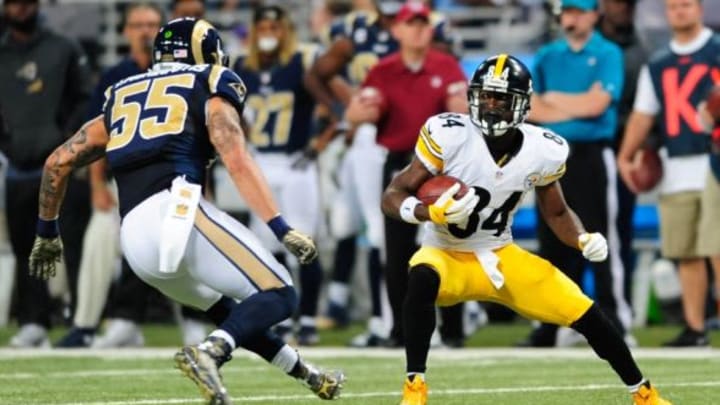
[1,347,717,360]
[56,380,720,405]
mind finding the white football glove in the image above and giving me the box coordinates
[578,232,608,262]
[428,183,479,225]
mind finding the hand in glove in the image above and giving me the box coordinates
[268,215,318,265]
[427,183,479,225]
[578,232,608,262]
[282,229,318,265]
[29,236,63,280]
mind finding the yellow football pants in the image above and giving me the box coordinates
[409,243,593,327]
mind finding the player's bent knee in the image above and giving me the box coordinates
[270,286,299,319]
[407,265,441,303]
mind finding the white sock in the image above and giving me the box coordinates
[208,329,236,350]
[407,373,425,382]
[628,378,648,393]
[300,316,316,328]
[271,344,300,373]
[327,282,350,306]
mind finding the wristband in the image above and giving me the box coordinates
[267,214,292,240]
[399,196,422,224]
[37,217,59,238]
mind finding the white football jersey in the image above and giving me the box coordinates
[415,113,568,251]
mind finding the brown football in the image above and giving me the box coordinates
[630,147,663,192]
[417,175,469,205]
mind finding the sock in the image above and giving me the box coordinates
[571,304,643,386]
[407,373,425,382]
[300,260,323,318]
[209,329,236,350]
[331,236,357,283]
[219,287,297,347]
[368,247,384,317]
[627,378,648,393]
[241,330,286,363]
[404,265,440,374]
[299,316,316,329]
[327,282,350,307]
[271,344,301,373]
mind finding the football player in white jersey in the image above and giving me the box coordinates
[382,54,670,405]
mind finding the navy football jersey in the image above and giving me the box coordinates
[233,44,318,154]
[327,11,398,85]
[102,63,246,217]
[647,34,720,156]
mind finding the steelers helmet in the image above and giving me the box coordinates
[468,54,532,137]
[153,17,228,67]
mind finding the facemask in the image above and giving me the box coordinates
[5,12,39,34]
[257,36,279,53]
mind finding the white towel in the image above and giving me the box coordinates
[158,176,202,274]
[474,250,505,289]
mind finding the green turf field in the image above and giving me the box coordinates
[1,324,719,404]
[0,348,718,404]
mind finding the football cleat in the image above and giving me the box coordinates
[400,377,428,405]
[295,361,345,400]
[632,382,672,405]
[174,339,232,405]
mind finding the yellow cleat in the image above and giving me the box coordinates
[400,377,428,405]
[633,383,672,405]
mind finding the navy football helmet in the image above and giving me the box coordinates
[153,17,228,67]
[468,54,532,137]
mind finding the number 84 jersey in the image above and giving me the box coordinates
[414,113,568,252]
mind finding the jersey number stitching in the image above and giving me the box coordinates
[448,187,523,238]
[246,92,295,148]
[108,74,195,151]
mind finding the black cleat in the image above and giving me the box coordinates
[662,327,710,347]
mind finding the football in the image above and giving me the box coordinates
[706,85,720,121]
[630,147,663,192]
[416,175,469,205]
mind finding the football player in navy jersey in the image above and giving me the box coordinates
[28,18,343,404]
[233,5,326,346]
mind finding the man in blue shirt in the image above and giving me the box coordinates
[521,0,631,347]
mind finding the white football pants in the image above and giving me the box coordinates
[121,191,293,311]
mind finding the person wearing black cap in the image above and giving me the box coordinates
[0,0,92,348]
[233,5,326,346]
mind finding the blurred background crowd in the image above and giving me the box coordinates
[0,0,719,350]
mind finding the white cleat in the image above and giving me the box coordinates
[9,323,50,348]
[91,319,145,348]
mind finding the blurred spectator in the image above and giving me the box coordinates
[171,0,205,19]
[522,0,630,347]
[233,5,325,346]
[618,0,720,347]
[306,1,401,347]
[597,0,649,305]
[345,1,468,347]
[0,0,91,347]
[55,2,164,348]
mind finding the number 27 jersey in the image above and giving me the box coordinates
[415,113,568,252]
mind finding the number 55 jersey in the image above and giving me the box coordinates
[415,113,568,252]
[102,63,246,218]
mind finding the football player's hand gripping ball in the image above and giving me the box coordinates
[282,230,318,264]
[428,183,479,225]
[28,236,63,280]
[578,232,608,262]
